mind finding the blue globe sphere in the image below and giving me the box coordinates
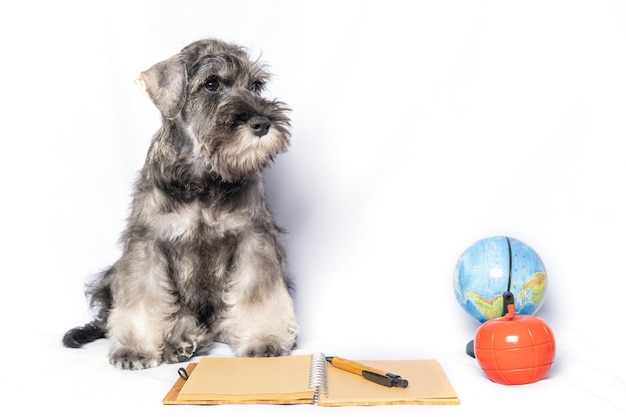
[453,236,547,323]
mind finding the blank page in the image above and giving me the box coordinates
[319,359,460,406]
[176,355,316,404]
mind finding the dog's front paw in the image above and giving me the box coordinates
[109,348,160,370]
[240,335,296,358]
[161,338,198,364]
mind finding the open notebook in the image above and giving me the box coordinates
[163,353,460,406]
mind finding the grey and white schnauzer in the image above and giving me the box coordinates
[63,39,299,370]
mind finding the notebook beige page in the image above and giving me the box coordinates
[318,359,460,406]
[170,355,317,405]
[162,353,460,406]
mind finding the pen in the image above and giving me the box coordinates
[326,356,409,388]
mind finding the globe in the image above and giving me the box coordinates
[453,236,547,323]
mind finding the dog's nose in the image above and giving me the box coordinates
[248,116,271,137]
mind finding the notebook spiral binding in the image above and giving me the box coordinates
[308,352,328,404]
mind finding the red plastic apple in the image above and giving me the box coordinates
[474,304,555,385]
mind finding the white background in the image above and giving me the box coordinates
[1,0,625,415]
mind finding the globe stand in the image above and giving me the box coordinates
[466,339,476,358]
[466,291,515,358]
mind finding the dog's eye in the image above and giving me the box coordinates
[204,77,220,92]
[249,81,265,93]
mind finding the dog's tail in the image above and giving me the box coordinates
[62,321,106,348]
[64,267,114,348]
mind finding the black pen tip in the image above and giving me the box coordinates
[396,378,409,388]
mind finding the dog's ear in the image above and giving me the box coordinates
[136,55,188,119]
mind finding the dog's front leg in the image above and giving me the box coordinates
[217,233,299,357]
[106,243,180,370]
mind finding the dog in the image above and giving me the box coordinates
[62,39,299,370]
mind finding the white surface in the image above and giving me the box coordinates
[1,1,625,415]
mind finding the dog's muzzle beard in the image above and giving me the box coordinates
[199,94,291,182]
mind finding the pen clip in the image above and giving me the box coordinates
[363,370,409,388]
[363,370,393,387]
